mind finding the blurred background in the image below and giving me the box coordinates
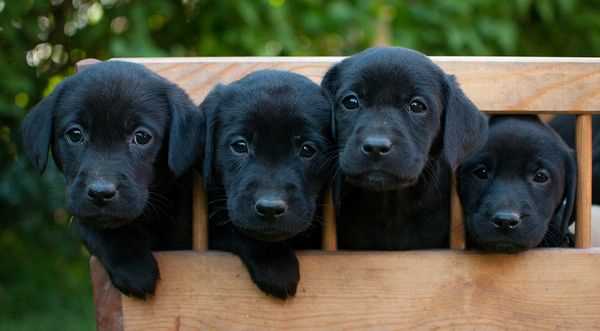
[1,0,600,329]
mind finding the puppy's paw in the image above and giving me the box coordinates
[246,251,300,299]
[106,254,159,299]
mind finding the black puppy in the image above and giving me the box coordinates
[201,70,333,299]
[550,115,600,204]
[21,61,203,298]
[459,116,576,251]
[322,47,487,250]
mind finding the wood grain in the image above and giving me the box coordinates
[112,56,600,114]
[192,172,208,252]
[576,115,593,248]
[90,257,123,331]
[120,249,600,331]
[450,173,466,250]
[322,189,337,251]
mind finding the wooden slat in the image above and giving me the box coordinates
[192,172,208,252]
[450,174,465,250]
[576,115,593,248]
[114,56,600,113]
[321,189,337,251]
[119,249,600,331]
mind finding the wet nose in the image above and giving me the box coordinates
[492,211,522,230]
[255,198,288,219]
[361,136,392,157]
[87,180,117,206]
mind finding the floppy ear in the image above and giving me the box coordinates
[166,85,205,177]
[547,149,577,246]
[442,75,488,170]
[321,63,342,140]
[21,80,69,173]
[198,84,226,187]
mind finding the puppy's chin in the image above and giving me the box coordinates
[77,215,136,229]
[69,203,145,229]
[231,216,311,243]
[345,171,417,192]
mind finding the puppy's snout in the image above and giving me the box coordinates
[491,211,522,230]
[255,197,288,220]
[361,136,392,157]
[87,180,117,206]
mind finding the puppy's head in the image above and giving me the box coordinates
[322,47,487,191]
[459,116,576,252]
[201,70,333,242]
[21,61,203,228]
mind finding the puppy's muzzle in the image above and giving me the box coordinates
[87,179,118,207]
[255,196,288,220]
[491,211,522,231]
[361,135,392,158]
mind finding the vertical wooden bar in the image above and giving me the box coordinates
[192,172,209,252]
[322,188,338,251]
[575,115,593,249]
[450,173,466,250]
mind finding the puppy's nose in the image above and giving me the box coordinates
[492,212,522,230]
[361,136,392,157]
[87,180,117,206]
[255,198,288,220]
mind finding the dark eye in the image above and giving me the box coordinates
[408,99,427,113]
[341,94,360,110]
[533,169,549,183]
[230,139,249,154]
[473,165,489,180]
[65,127,84,144]
[133,130,152,145]
[299,142,317,159]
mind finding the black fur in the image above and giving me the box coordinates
[550,115,600,204]
[20,61,203,298]
[459,116,576,252]
[322,47,487,250]
[201,70,333,299]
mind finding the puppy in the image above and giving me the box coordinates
[322,47,487,250]
[459,116,576,251]
[201,70,333,299]
[21,61,203,298]
[549,115,600,204]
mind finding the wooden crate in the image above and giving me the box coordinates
[77,56,600,330]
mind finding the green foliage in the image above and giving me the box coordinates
[1,0,599,329]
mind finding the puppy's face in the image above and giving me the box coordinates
[322,47,486,191]
[21,62,203,228]
[459,117,575,252]
[204,71,332,241]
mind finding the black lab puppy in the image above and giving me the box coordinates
[322,47,487,250]
[21,61,203,298]
[459,116,576,251]
[201,70,333,299]
[549,115,600,204]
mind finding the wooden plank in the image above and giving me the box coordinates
[120,249,600,331]
[192,172,208,252]
[576,115,593,248]
[90,257,124,331]
[450,173,465,250]
[112,56,600,113]
[322,189,337,251]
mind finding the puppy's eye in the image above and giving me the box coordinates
[65,127,84,144]
[299,142,317,159]
[533,169,550,183]
[230,139,249,154]
[408,99,427,113]
[473,165,489,180]
[133,130,152,145]
[341,94,360,111]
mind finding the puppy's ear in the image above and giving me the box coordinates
[166,85,204,177]
[198,84,225,187]
[321,63,342,139]
[548,149,577,245]
[21,80,69,173]
[442,75,488,170]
